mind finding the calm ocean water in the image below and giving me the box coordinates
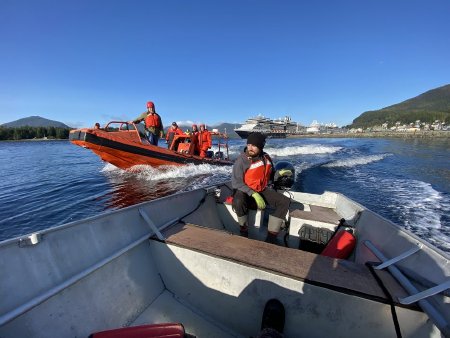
[0,137,449,252]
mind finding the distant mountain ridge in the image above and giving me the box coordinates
[5,84,449,133]
[1,116,70,128]
[351,84,450,128]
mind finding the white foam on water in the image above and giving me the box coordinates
[136,163,232,181]
[265,145,342,157]
[213,143,342,159]
[102,163,232,181]
[101,163,123,173]
[380,179,450,249]
[350,170,450,251]
[324,153,391,168]
[294,162,314,174]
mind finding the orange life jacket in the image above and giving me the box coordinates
[166,128,184,140]
[244,154,272,192]
[145,113,161,129]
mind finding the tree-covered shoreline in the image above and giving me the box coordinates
[0,126,71,141]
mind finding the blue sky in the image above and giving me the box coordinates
[1,0,449,128]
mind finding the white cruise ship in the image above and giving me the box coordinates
[234,115,299,139]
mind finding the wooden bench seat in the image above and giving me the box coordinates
[162,223,409,305]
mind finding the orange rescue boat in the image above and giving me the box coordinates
[69,121,233,170]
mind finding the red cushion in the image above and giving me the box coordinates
[90,323,185,338]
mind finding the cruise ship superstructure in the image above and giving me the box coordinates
[234,115,299,139]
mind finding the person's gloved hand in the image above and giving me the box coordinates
[278,169,292,177]
[252,192,266,209]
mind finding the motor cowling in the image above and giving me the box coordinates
[273,161,295,190]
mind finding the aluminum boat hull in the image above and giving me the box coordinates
[1,183,448,337]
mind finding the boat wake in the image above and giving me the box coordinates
[384,179,450,251]
[266,145,342,157]
[347,168,450,252]
[102,163,232,180]
[323,154,392,168]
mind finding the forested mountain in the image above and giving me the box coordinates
[211,122,240,138]
[0,116,71,140]
[1,116,70,128]
[350,84,450,128]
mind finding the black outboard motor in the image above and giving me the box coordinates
[273,161,295,190]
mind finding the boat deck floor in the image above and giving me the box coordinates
[289,203,341,224]
[162,223,409,305]
[132,290,236,338]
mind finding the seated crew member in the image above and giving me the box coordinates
[165,122,184,149]
[231,132,290,241]
[94,122,101,129]
[197,123,212,158]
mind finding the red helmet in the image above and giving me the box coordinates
[192,124,198,128]
[200,123,205,128]
[146,101,155,108]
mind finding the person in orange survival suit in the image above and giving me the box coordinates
[129,101,164,146]
[165,122,184,149]
[190,124,199,155]
[231,132,290,242]
[197,124,212,158]
[191,124,199,136]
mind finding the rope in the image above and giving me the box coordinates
[366,262,403,338]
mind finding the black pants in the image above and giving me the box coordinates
[232,188,290,219]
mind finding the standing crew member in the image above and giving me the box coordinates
[129,101,164,146]
[197,124,212,158]
[190,124,199,155]
[231,132,290,242]
[191,124,199,136]
[165,122,184,149]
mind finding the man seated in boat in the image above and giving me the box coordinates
[197,124,212,158]
[129,101,164,146]
[231,132,290,242]
[165,122,184,149]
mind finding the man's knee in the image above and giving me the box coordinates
[263,190,290,219]
[280,194,290,209]
[278,194,290,216]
